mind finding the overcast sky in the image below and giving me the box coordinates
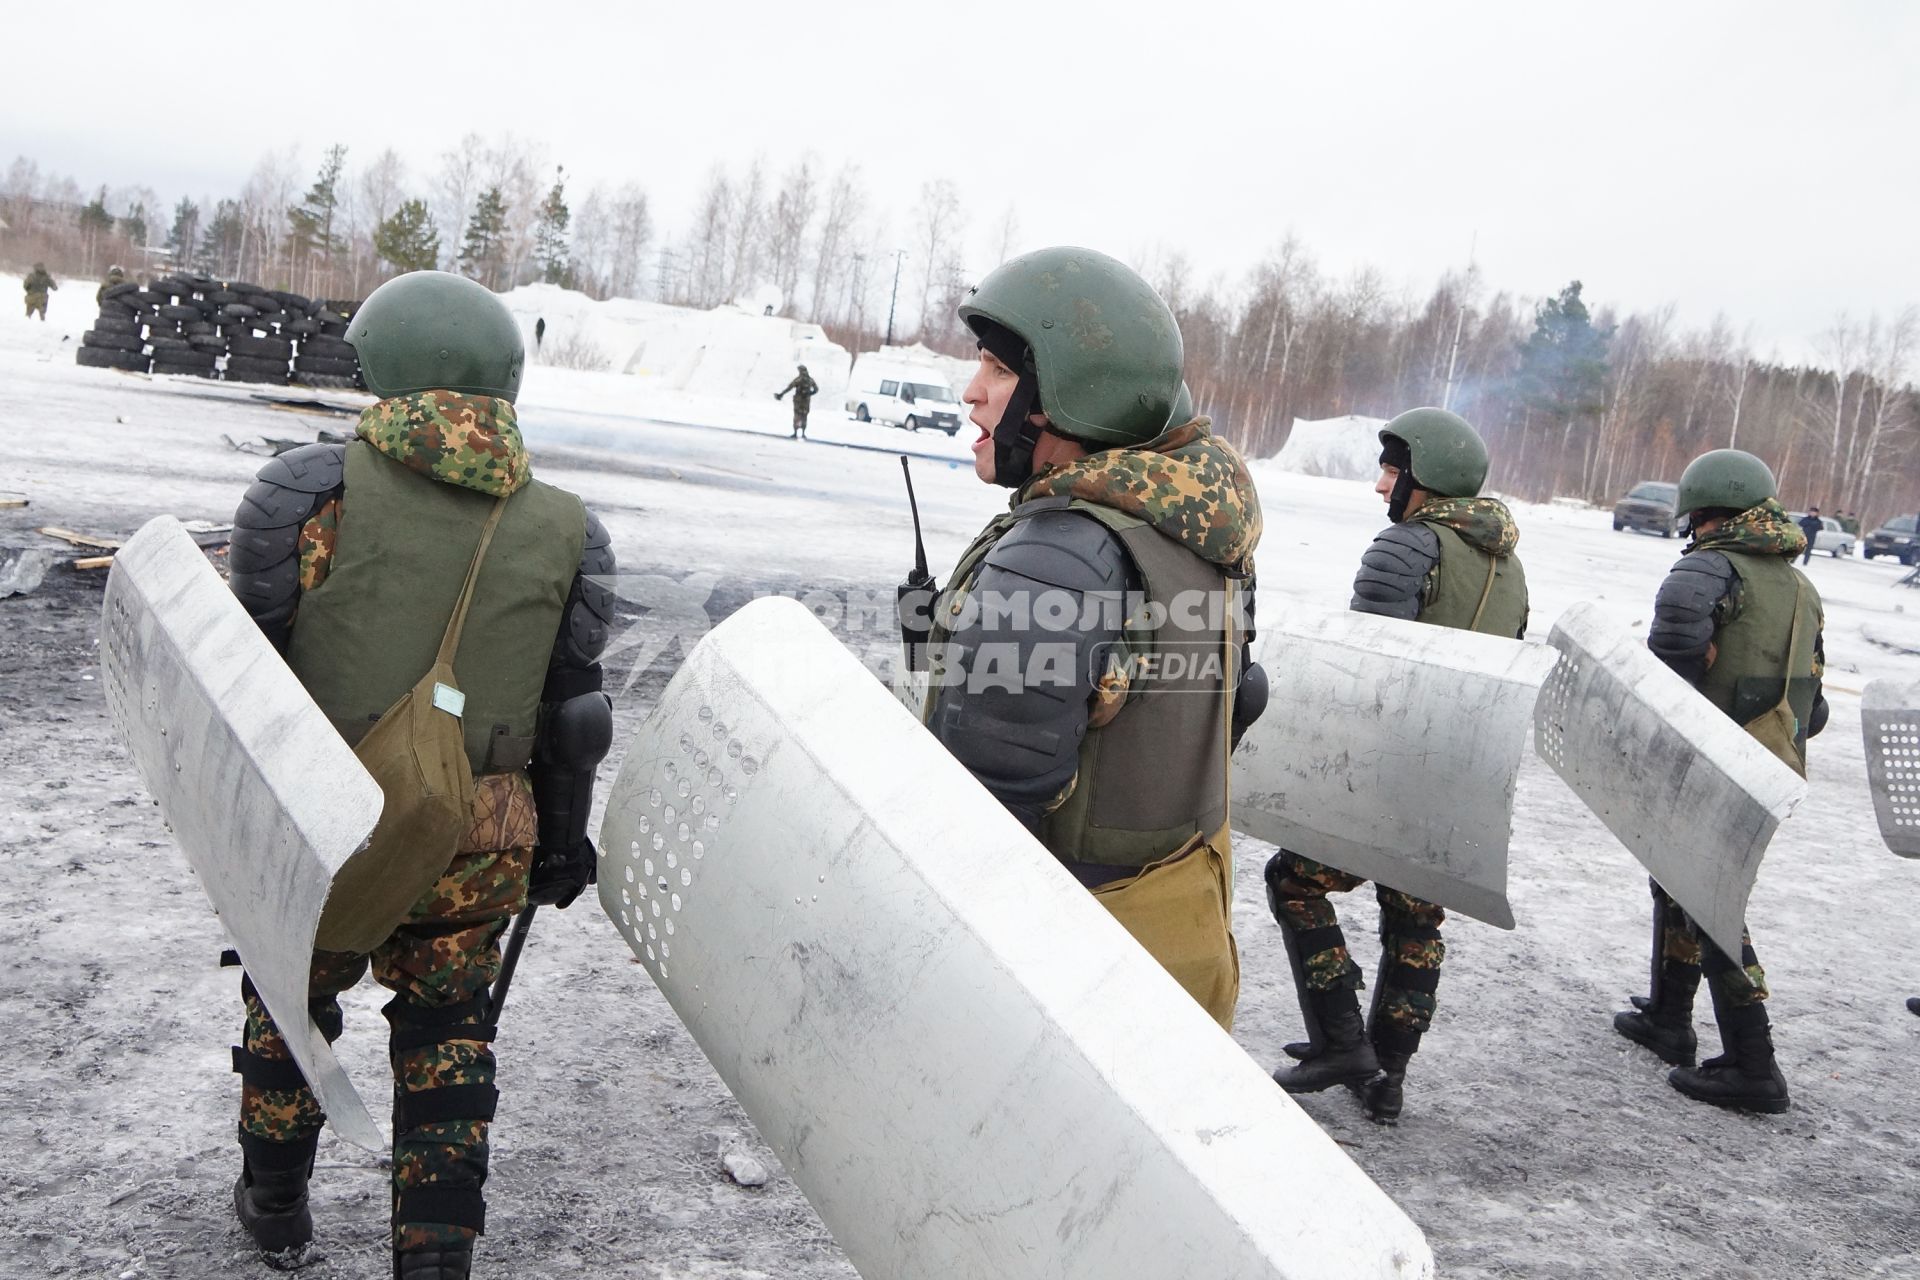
[4,1,1913,363]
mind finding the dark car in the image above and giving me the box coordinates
[1864,514,1920,564]
[1613,481,1679,537]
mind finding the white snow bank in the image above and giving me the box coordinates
[497,282,852,403]
[1270,414,1387,480]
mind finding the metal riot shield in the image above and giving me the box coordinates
[598,597,1433,1280]
[1533,601,1806,959]
[101,516,386,1150]
[1861,678,1920,857]
[1231,609,1558,929]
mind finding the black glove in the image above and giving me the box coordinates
[527,837,597,909]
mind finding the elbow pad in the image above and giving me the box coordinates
[1350,523,1439,621]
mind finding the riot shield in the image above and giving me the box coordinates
[101,516,385,1150]
[1533,602,1806,959]
[1232,609,1558,928]
[1861,678,1920,857]
[598,597,1433,1280]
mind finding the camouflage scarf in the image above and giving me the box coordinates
[1017,418,1262,576]
[356,389,530,497]
[1410,495,1520,557]
[1688,498,1807,559]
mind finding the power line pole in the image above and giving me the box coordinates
[885,248,907,346]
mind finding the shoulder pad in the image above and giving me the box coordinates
[984,508,1131,592]
[236,443,345,531]
[1350,522,1439,619]
[1372,520,1442,566]
[255,442,347,494]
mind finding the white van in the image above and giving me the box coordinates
[844,360,963,436]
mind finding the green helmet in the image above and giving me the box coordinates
[348,270,525,402]
[1676,448,1776,517]
[1379,407,1489,498]
[958,246,1182,446]
[1167,381,1194,430]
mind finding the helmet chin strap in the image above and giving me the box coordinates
[991,372,1045,490]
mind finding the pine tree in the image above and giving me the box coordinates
[287,144,348,284]
[120,202,148,247]
[76,187,113,236]
[458,185,508,288]
[534,166,573,287]
[1515,281,1611,422]
[373,199,442,273]
[203,199,244,276]
[168,198,200,265]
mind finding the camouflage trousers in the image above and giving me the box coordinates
[790,402,810,433]
[1266,851,1445,1056]
[25,293,47,319]
[1650,879,1769,1008]
[237,772,536,1252]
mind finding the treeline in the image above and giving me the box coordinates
[5,141,1915,527]
[1164,241,1919,526]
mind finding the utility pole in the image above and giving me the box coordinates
[884,248,907,347]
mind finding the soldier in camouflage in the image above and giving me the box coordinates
[224,271,617,1278]
[1267,408,1527,1124]
[1613,448,1826,1114]
[774,364,817,438]
[23,262,55,319]
[96,264,126,304]
[921,246,1265,1031]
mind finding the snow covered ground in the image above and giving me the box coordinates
[3,276,1918,1279]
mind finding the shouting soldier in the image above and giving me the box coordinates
[1612,448,1826,1114]
[774,363,817,439]
[1266,408,1527,1123]
[921,246,1264,1029]
[223,270,617,1276]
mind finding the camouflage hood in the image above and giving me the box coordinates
[1688,497,1807,559]
[356,390,530,498]
[1019,418,1261,576]
[1410,495,1519,557]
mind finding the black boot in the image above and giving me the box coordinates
[1907,997,1920,1016]
[1363,1052,1409,1124]
[1668,993,1789,1114]
[1273,986,1379,1092]
[1615,893,1701,1067]
[234,1129,318,1265]
[395,1241,473,1280]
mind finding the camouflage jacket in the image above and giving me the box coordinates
[780,372,817,404]
[1019,417,1262,577]
[23,267,55,296]
[299,390,531,590]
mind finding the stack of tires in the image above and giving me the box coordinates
[77,278,368,389]
[294,299,363,389]
[145,274,226,379]
[76,281,151,372]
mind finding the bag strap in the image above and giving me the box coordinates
[1467,552,1500,632]
[435,498,510,668]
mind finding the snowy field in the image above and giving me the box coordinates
[3,277,1918,1279]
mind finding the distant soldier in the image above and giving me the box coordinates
[1796,505,1824,565]
[534,316,545,352]
[23,262,55,319]
[96,264,126,305]
[223,271,617,1277]
[1613,448,1827,1114]
[774,363,817,439]
[1266,408,1527,1124]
